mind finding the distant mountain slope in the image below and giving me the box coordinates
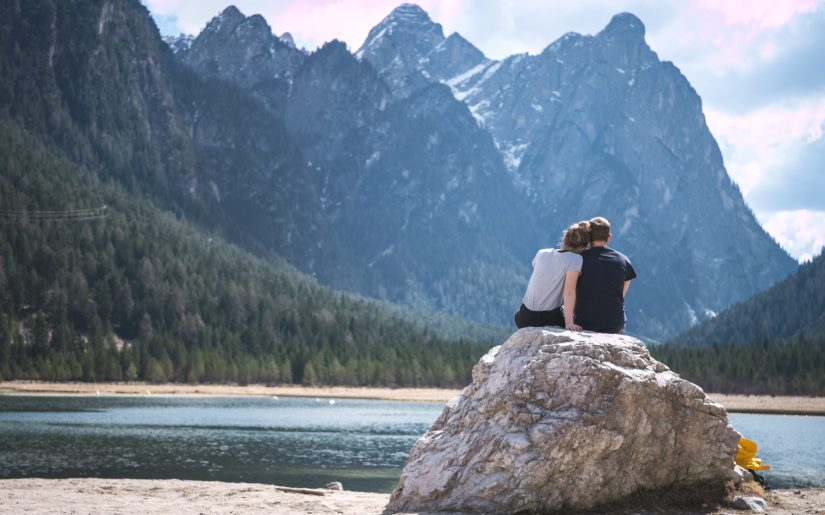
[669,251,825,346]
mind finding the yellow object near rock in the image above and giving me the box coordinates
[736,436,770,471]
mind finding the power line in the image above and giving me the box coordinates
[0,205,108,222]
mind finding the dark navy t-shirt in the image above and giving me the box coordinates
[575,246,637,332]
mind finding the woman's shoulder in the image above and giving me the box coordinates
[532,248,556,261]
[564,252,583,264]
[553,251,582,270]
[538,248,582,265]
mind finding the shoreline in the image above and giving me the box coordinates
[0,478,822,514]
[2,381,825,415]
[0,380,459,403]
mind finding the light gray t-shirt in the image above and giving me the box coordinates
[522,249,583,311]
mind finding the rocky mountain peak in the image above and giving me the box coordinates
[279,32,296,49]
[601,12,646,39]
[313,39,354,64]
[198,7,281,51]
[357,3,444,58]
[207,5,245,34]
[442,32,480,51]
[240,14,274,38]
[386,3,436,25]
[356,3,447,96]
[180,5,306,109]
[423,32,488,80]
[593,12,656,71]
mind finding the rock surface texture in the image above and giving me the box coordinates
[388,328,740,513]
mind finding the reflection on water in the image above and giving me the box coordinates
[0,395,441,492]
[1,395,823,492]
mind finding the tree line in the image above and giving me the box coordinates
[651,335,825,396]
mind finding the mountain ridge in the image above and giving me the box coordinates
[172,3,794,339]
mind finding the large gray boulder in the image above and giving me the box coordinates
[388,328,740,513]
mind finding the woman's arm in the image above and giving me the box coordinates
[563,270,582,331]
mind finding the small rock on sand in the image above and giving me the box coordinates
[732,495,768,512]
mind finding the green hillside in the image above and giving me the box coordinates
[670,252,825,346]
[651,251,825,395]
[0,118,492,386]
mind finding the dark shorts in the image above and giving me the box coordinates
[514,304,564,329]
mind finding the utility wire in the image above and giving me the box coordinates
[0,205,108,222]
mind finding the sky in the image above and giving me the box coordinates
[144,0,825,262]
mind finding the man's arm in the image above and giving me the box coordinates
[622,280,631,298]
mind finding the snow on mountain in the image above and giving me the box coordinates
[162,34,194,54]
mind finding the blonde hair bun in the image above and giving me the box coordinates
[561,221,591,250]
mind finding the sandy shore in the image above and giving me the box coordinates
[0,478,389,515]
[707,393,825,416]
[1,478,823,514]
[0,381,458,403]
[2,381,825,414]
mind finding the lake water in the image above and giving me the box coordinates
[1,395,822,493]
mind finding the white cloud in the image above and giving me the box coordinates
[659,0,818,72]
[704,96,825,199]
[760,209,825,262]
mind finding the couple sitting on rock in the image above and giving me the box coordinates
[515,216,637,334]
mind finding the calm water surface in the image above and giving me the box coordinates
[729,413,825,488]
[0,395,441,492]
[0,395,822,492]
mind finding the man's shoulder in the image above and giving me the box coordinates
[607,247,632,262]
[602,247,638,279]
[582,246,632,264]
[581,247,608,259]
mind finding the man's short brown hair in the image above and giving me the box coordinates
[589,216,611,243]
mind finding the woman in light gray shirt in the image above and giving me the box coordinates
[514,221,590,330]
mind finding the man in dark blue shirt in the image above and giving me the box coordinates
[575,217,637,333]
